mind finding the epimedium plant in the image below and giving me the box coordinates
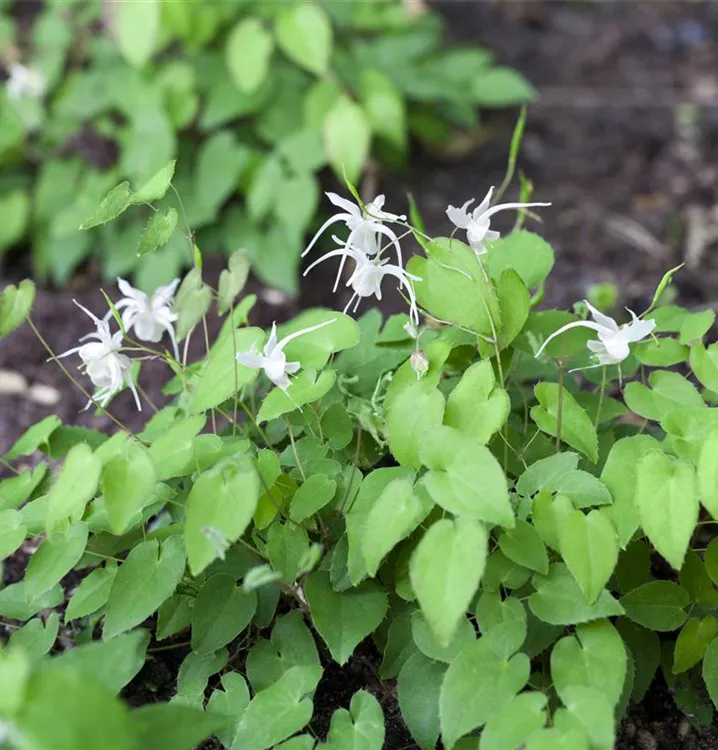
[3,160,718,750]
[0,0,535,295]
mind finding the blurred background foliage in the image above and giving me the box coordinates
[0,0,535,295]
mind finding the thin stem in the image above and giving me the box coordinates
[170,183,195,265]
[27,316,132,435]
[148,641,192,654]
[201,315,217,435]
[286,420,306,481]
[0,457,20,476]
[556,360,565,452]
[595,366,607,427]
[230,301,239,442]
[339,428,362,514]
[136,382,159,413]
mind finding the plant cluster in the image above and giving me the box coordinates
[0,0,534,295]
[3,150,718,750]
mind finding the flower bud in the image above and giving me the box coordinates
[411,350,429,380]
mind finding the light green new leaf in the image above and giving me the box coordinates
[517,452,579,496]
[475,592,527,661]
[207,673,250,746]
[360,69,406,151]
[698,426,718,519]
[290,474,337,523]
[66,562,117,621]
[102,441,156,534]
[5,416,59,461]
[257,369,336,424]
[278,310,360,369]
[104,536,186,639]
[440,637,530,747]
[0,464,47,511]
[10,613,59,663]
[217,252,251,316]
[275,3,332,75]
[528,564,623,626]
[420,426,513,527]
[410,518,488,647]
[191,574,257,655]
[267,522,310,585]
[557,686,614,750]
[479,692,548,750]
[174,268,213,342]
[323,690,385,750]
[620,580,689,631]
[551,620,626,707]
[0,509,26,560]
[690,342,718,393]
[148,415,205,480]
[673,616,718,674]
[486,230,554,289]
[636,451,698,570]
[445,360,510,444]
[0,279,36,338]
[137,208,178,256]
[185,457,259,575]
[601,435,661,548]
[45,442,101,535]
[25,521,88,599]
[79,182,132,230]
[532,491,574,551]
[226,18,274,93]
[385,382,445,469]
[499,519,549,574]
[112,0,160,68]
[472,67,537,107]
[304,571,387,665]
[130,160,176,205]
[0,582,63,621]
[398,653,446,749]
[702,636,718,709]
[412,610,476,664]
[624,370,704,422]
[362,477,424,577]
[559,510,618,604]
[230,665,322,750]
[133,703,229,750]
[492,268,530,350]
[323,96,370,185]
[531,383,598,462]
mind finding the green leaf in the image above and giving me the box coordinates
[0,582,63,621]
[217,252,250,316]
[557,686,614,750]
[386,383,445,469]
[601,435,661,548]
[528,564,623,626]
[475,593,527,660]
[323,691,385,750]
[445,360,510,444]
[101,441,156,534]
[411,610,476,664]
[698,426,718,519]
[419,426,513,528]
[104,536,186,639]
[191,574,257,655]
[492,268,530,350]
[133,703,229,750]
[624,370,704,422]
[532,491,574,551]
[174,268,213,341]
[362,477,425,577]
[275,173,320,234]
[615,620,660,702]
[54,630,149,695]
[398,653,446,749]
[0,465,47,511]
[79,182,132,230]
[278,310,360,370]
[0,647,29,716]
[185,457,260,576]
[226,18,274,93]
[440,637,530,747]
[207,673,250,746]
[0,190,30,254]
[531,383,598,462]
[290,474,337,523]
[230,665,322,750]
[130,160,176,205]
[275,3,332,75]
[636,451,698,570]
[690,342,718,392]
[267,522,310,585]
[633,338,689,367]
[680,310,715,344]
[559,510,618,604]
[113,0,160,67]
[0,509,25,559]
[257,369,336,424]
[517,453,579,496]
[620,580,689,631]
[323,96,371,184]
[10,613,59,662]
[410,517,488,647]
[479,692,548,750]
[471,67,537,107]
[148,415,205,480]
[551,620,626,707]
[647,263,684,312]
[674,616,718,673]
[137,208,178,256]
[304,571,387,665]
[66,563,117,621]
[25,521,88,599]
[499,519,549,574]
[486,231,554,289]
[0,279,36,338]
[702,637,718,709]
[360,69,406,151]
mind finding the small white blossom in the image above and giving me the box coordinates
[535,300,656,369]
[110,278,180,360]
[59,301,140,410]
[304,238,421,325]
[236,318,336,391]
[302,192,405,292]
[404,321,419,340]
[447,186,550,257]
[6,63,45,100]
[411,350,429,380]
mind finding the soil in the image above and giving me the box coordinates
[4,1,718,747]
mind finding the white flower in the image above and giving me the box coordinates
[446,186,551,256]
[304,238,421,324]
[535,300,656,369]
[110,278,180,359]
[411,350,429,380]
[59,301,141,410]
[236,318,337,391]
[302,192,405,292]
[6,63,45,100]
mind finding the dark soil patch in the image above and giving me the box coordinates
[4,1,718,748]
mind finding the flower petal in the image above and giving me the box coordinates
[326,192,361,216]
[481,201,551,221]
[446,204,472,229]
[534,320,608,358]
[584,301,619,332]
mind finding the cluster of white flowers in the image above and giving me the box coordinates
[59,279,180,411]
